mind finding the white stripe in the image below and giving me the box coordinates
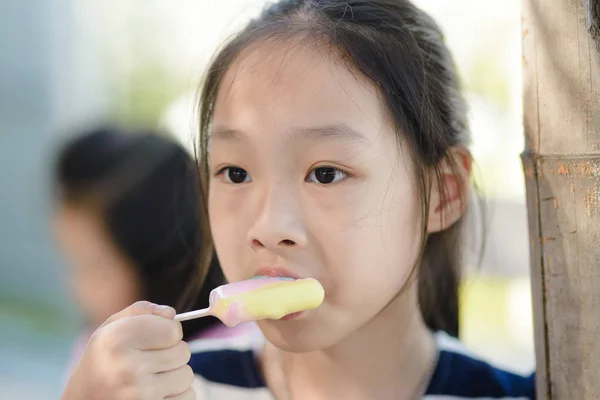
[193,375,273,400]
[188,330,264,353]
[194,377,530,400]
[190,330,474,356]
[434,331,478,358]
[424,396,529,400]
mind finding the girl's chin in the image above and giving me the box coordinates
[257,320,341,353]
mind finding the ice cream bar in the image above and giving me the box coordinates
[175,277,324,327]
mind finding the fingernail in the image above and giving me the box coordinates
[153,304,174,313]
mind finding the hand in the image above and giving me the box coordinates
[62,301,195,400]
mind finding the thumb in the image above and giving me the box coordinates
[102,301,176,327]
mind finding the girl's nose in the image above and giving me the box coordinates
[246,187,307,253]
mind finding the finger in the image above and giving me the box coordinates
[116,315,183,350]
[154,365,195,398]
[146,341,191,373]
[165,386,196,400]
[103,301,176,327]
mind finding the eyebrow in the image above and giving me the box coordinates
[210,123,370,145]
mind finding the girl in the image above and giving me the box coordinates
[53,127,238,372]
[62,1,536,399]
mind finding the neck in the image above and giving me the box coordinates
[264,289,437,400]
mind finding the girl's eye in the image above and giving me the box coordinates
[306,167,348,185]
[218,167,252,184]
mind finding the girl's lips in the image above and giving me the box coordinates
[280,311,303,320]
[253,266,301,279]
[252,276,296,281]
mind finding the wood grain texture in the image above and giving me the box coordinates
[522,0,600,398]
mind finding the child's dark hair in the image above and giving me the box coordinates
[55,126,224,338]
[196,0,473,337]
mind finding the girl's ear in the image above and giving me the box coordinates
[427,146,472,233]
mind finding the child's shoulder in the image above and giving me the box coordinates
[428,331,536,399]
[188,328,536,400]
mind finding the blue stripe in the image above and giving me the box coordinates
[425,350,536,398]
[189,349,266,388]
[190,347,536,398]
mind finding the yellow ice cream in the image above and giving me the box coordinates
[212,278,325,326]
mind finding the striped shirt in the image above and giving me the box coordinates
[189,327,536,399]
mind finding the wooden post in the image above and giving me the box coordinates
[522,0,600,398]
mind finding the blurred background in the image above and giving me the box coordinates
[0,0,533,397]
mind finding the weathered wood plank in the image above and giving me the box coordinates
[522,0,600,398]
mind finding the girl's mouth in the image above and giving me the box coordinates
[280,311,303,320]
[252,266,301,280]
[252,275,296,281]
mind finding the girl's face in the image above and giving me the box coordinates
[54,204,140,327]
[209,42,422,351]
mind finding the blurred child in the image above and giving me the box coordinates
[53,126,251,375]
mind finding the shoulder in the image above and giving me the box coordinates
[426,331,536,399]
[188,323,271,399]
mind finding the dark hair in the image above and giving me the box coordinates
[196,0,473,337]
[55,126,224,338]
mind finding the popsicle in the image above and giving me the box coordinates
[174,277,325,327]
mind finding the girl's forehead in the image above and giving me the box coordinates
[212,40,389,141]
[223,38,348,85]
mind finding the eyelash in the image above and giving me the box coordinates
[305,166,348,185]
[213,165,350,185]
[214,166,251,184]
